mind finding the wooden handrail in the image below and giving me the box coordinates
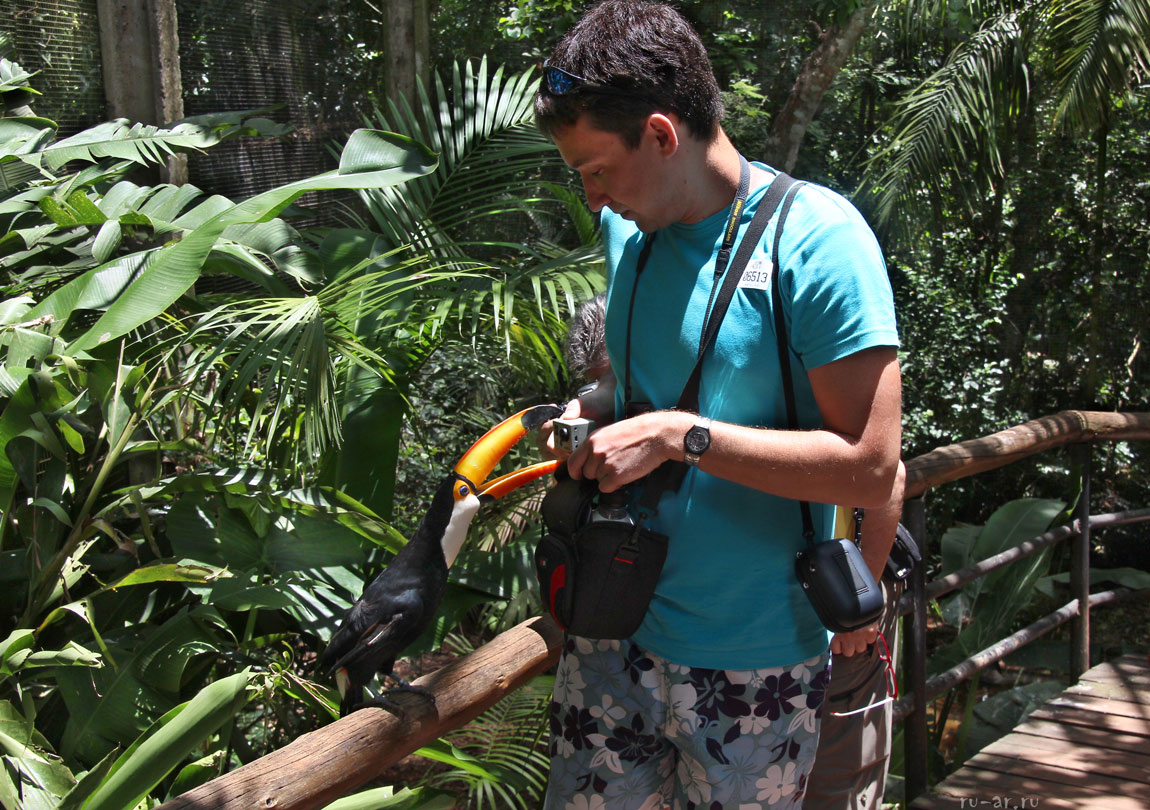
[904,410,1150,499]
[158,617,565,810]
[160,410,1150,809]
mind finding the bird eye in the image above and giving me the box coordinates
[457,484,470,497]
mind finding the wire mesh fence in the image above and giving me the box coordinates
[3,0,105,136]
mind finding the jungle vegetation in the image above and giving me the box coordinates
[0,0,1147,807]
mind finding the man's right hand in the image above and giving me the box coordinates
[538,369,618,459]
[539,397,585,459]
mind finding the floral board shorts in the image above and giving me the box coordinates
[543,636,832,810]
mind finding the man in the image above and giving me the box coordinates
[560,299,910,810]
[536,2,902,807]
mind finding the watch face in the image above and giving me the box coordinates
[685,426,710,454]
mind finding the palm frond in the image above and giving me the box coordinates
[858,12,1030,227]
[351,58,600,334]
[177,296,372,464]
[422,678,553,810]
[1046,0,1150,131]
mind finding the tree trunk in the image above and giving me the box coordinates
[766,5,870,172]
[1084,107,1110,407]
[384,0,430,112]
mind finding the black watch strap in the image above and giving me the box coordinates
[684,416,712,466]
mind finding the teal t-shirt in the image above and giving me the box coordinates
[601,164,899,670]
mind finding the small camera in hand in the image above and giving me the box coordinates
[554,417,594,453]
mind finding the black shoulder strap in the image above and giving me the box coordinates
[639,171,799,512]
[769,182,816,542]
[676,171,798,412]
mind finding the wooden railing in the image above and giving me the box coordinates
[159,410,1150,810]
[897,410,1150,801]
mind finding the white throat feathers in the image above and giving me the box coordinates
[441,493,482,568]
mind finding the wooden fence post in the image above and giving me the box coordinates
[1070,443,1092,679]
[903,496,929,802]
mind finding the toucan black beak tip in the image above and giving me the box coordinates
[521,403,564,432]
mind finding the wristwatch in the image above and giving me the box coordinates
[683,416,712,466]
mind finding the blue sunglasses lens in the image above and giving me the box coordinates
[544,66,577,95]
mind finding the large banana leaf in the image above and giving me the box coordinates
[21,129,436,353]
[933,498,1065,672]
[56,607,236,765]
[22,117,290,173]
[0,58,40,95]
[78,670,255,810]
[0,372,73,547]
[0,699,76,810]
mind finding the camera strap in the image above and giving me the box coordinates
[624,162,801,511]
[767,182,821,545]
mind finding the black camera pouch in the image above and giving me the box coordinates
[535,473,668,639]
[794,537,884,633]
[885,522,921,581]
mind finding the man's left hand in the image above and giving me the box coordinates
[830,622,879,657]
[567,410,688,492]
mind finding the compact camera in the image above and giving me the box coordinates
[553,417,594,453]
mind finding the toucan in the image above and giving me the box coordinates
[320,404,563,715]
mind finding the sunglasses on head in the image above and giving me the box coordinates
[542,61,632,97]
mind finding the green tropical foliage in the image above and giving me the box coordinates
[933,498,1067,671]
[330,57,602,523]
[0,49,601,807]
[859,0,1150,228]
[418,677,553,809]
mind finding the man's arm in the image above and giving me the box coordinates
[567,346,902,508]
[832,459,906,656]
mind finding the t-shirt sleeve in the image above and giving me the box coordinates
[778,186,900,370]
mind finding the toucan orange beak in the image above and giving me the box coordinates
[453,404,563,500]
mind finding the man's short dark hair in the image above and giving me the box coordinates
[535,0,723,148]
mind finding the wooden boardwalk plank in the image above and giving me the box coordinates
[980,731,1150,784]
[1014,716,1150,755]
[924,754,1150,805]
[962,751,1150,800]
[917,762,1150,810]
[1077,654,1150,684]
[1028,703,1150,737]
[1064,679,1148,704]
[1042,691,1150,721]
[911,654,1150,810]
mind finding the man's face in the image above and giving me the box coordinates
[550,116,671,233]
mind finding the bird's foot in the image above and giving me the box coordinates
[352,693,410,717]
[385,676,437,704]
[346,680,436,719]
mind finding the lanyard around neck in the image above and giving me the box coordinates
[624,154,751,410]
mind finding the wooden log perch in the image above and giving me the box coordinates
[904,410,1150,499]
[158,616,565,810]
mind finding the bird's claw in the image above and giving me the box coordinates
[353,682,436,719]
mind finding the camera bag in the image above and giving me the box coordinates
[535,470,669,639]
